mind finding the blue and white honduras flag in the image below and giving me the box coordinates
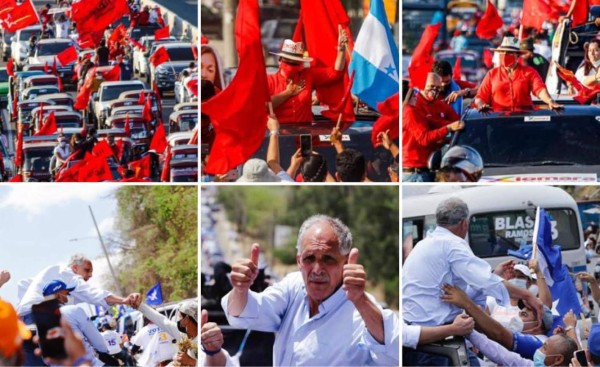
[349,0,399,111]
[146,282,163,306]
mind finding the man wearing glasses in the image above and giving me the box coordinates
[402,73,464,182]
[267,26,349,124]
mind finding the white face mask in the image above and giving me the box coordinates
[510,278,528,289]
[505,315,524,333]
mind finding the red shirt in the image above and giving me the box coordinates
[267,67,342,124]
[402,93,460,168]
[476,65,546,111]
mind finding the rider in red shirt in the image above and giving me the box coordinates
[475,36,561,112]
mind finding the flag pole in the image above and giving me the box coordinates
[89,205,124,295]
[531,206,540,269]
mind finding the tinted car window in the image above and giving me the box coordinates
[468,209,580,258]
[165,47,195,61]
[102,85,143,101]
[37,42,72,56]
[0,69,8,82]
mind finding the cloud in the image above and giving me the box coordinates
[0,186,116,216]
[89,217,115,237]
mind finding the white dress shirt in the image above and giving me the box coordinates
[467,330,533,367]
[402,322,421,349]
[403,226,510,326]
[17,265,111,316]
[221,271,399,366]
[61,305,108,367]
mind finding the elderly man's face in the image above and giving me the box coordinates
[297,222,347,304]
[73,260,93,281]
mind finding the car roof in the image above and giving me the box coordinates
[100,80,145,87]
[22,141,56,149]
[36,38,74,45]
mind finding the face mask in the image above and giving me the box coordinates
[505,315,524,332]
[529,285,539,296]
[533,349,547,367]
[499,53,518,68]
[510,278,528,289]
[280,62,303,78]
[177,318,187,333]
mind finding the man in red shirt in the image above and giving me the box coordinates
[474,36,561,112]
[402,73,464,182]
[268,27,348,124]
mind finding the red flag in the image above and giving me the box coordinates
[126,36,146,52]
[296,0,354,122]
[188,127,198,145]
[186,78,199,97]
[0,0,17,25]
[149,47,170,67]
[321,70,355,121]
[5,0,39,32]
[78,155,113,182]
[44,62,49,74]
[160,148,171,182]
[483,48,494,69]
[73,66,97,110]
[571,0,589,27]
[453,57,462,80]
[408,23,441,90]
[57,75,63,92]
[57,45,78,66]
[128,154,151,178]
[152,82,162,106]
[476,0,504,39]
[52,57,58,75]
[35,111,57,136]
[201,0,270,174]
[555,62,600,103]
[108,24,127,48]
[6,58,14,77]
[191,43,198,60]
[124,113,131,136]
[201,33,209,44]
[72,0,129,35]
[150,120,168,153]
[137,91,145,105]
[14,125,23,168]
[154,26,170,40]
[8,174,22,182]
[92,140,114,158]
[142,97,153,123]
[101,65,120,81]
[78,32,104,49]
[371,92,399,147]
[522,0,555,30]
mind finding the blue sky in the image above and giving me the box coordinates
[0,185,122,306]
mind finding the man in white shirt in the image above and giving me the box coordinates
[131,320,177,366]
[222,215,399,366]
[100,322,125,363]
[402,197,543,366]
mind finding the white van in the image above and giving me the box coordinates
[403,186,587,273]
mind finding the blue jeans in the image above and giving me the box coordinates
[21,313,47,366]
[402,171,435,182]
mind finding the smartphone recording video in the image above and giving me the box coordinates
[31,299,67,360]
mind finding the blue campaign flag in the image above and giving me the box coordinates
[348,0,399,111]
[146,282,163,306]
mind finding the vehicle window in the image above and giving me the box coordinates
[18,29,39,42]
[23,149,52,171]
[455,117,600,166]
[179,117,197,131]
[468,209,580,258]
[102,85,143,101]
[171,170,198,182]
[37,42,72,56]
[0,69,8,83]
[165,47,195,61]
[273,21,297,39]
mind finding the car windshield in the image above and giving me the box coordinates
[27,89,58,99]
[171,169,198,182]
[23,148,52,171]
[179,117,197,131]
[56,118,80,127]
[165,47,195,61]
[273,21,297,38]
[18,29,39,42]
[455,116,600,166]
[102,85,143,101]
[0,69,8,83]
[468,209,580,258]
[37,42,72,56]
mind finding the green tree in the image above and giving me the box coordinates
[113,186,197,302]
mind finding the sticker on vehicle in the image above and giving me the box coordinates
[524,116,551,122]
[319,135,350,142]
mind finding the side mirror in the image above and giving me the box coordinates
[428,150,442,171]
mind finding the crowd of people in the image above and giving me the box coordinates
[402,198,600,367]
[0,254,199,366]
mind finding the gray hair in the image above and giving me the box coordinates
[436,197,469,226]
[296,215,353,256]
[68,254,89,267]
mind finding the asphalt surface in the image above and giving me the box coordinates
[153,0,198,27]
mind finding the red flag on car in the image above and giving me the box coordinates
[102,65,121,81]
[160,147,171,182]
[186,78,199,97]
[476,0,504,39]
[142,97,153,123]
[453,57,462,81]
[188,127,198,145]
[92,140,114,158]
[35,111,57,136]
[126,36,146,52]
[149,120,168,153]
[57,45,78,66]
[154,26,170,40]
[14,125,23,168]
[571,0,589,27]
[78,32,104,49]
[52,57,58,75]
[555,62,600,104]
[371,92,399,148]
[108,24,127,48]
[408,23,441,90]
[6,58,14,77]
[321,70,355,121]
[5,0,39,32]
[128,154,151,178]
[149,47,170,67]
[78,154,113,182]
[522,0,554,30]
[124,113,131,136]
[8,174,22,182]
[71,0,129,34]
[201,0,270,175]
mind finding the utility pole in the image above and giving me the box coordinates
[89,206,124,296]
[223,0,238,67]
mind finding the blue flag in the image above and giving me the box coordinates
[348,0,399,111]
[146,282,163,306]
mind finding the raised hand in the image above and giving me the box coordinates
[201,309,224,354]
[0,270,10,287]
[343,248,366,303]
[231,243,260,293]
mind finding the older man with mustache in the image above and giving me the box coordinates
[222,215,399,366]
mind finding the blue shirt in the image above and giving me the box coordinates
[512,332,544,360]
[60,305,108,366]
[443,80,463,116]
[222,272,399,366]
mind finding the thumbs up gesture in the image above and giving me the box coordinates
[200,309,224,354]
[343,248,366,303]
[231,243,260,293]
